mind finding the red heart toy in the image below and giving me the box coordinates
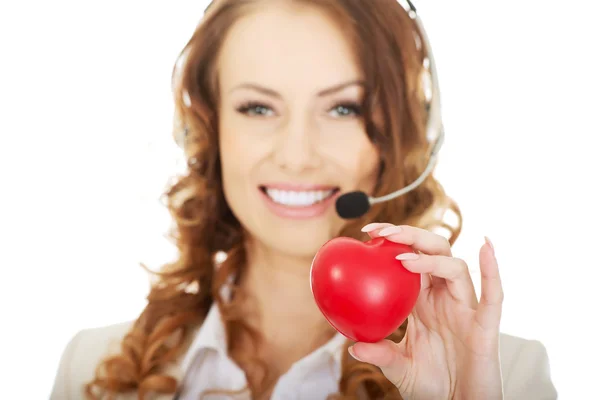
[310,236,421,343]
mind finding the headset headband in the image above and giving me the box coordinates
[174,0,443,155]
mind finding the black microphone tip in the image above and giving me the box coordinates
[335,191,370,219]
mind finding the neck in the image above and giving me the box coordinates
[240,239,336,360]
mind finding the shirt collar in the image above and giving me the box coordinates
[180,300,226,373]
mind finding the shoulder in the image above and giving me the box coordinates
[50,320,135,400]
[499,333,558,399]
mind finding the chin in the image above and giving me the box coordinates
[225,183,344,258]
[244,214,340,261]
[274,225,336,259]
[256,188,342,258]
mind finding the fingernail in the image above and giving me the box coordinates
[485,236,494,254]
[348,346,364,361]
[361,223,383,232]
[396,252,419,261]
[379,226,402,236]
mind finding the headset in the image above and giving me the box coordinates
[173,0,444,220]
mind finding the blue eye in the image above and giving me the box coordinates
[329,102,362,117]
[236,102,274,117]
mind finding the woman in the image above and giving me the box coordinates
[51,0,557,399]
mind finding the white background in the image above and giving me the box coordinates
[0,0,598,398]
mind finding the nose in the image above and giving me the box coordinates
[273,113,321,173]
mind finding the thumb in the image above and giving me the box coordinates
[349,339,402,368]
[349,340,410,391]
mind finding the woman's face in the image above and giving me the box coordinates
[217,3,379,259]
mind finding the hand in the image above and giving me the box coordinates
[348,223,504,400]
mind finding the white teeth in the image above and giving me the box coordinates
[265,189,335,207]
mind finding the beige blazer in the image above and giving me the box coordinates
[50,321,558,400]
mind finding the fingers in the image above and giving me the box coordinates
[362,223,452,257]
[361,223,480,308]
[396,252,478,307]
[362,222,395,239]
[475,237,504,330]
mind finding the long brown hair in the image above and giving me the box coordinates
[85,0,462,399]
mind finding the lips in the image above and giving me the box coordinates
[259,184,340,208]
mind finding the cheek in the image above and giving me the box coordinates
[331,133,380,190]
[357,146,380,190]
[219,124,260,227]
[219,130,242,184]
[218,115,270,194]
[219,118,251,195]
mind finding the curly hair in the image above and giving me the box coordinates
[85,0,462,399]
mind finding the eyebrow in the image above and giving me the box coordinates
[229,80,365,98]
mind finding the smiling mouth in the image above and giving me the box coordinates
[259,186,340,207]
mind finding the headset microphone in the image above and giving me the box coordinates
[335,129,444,219]
[335,1,446,219]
